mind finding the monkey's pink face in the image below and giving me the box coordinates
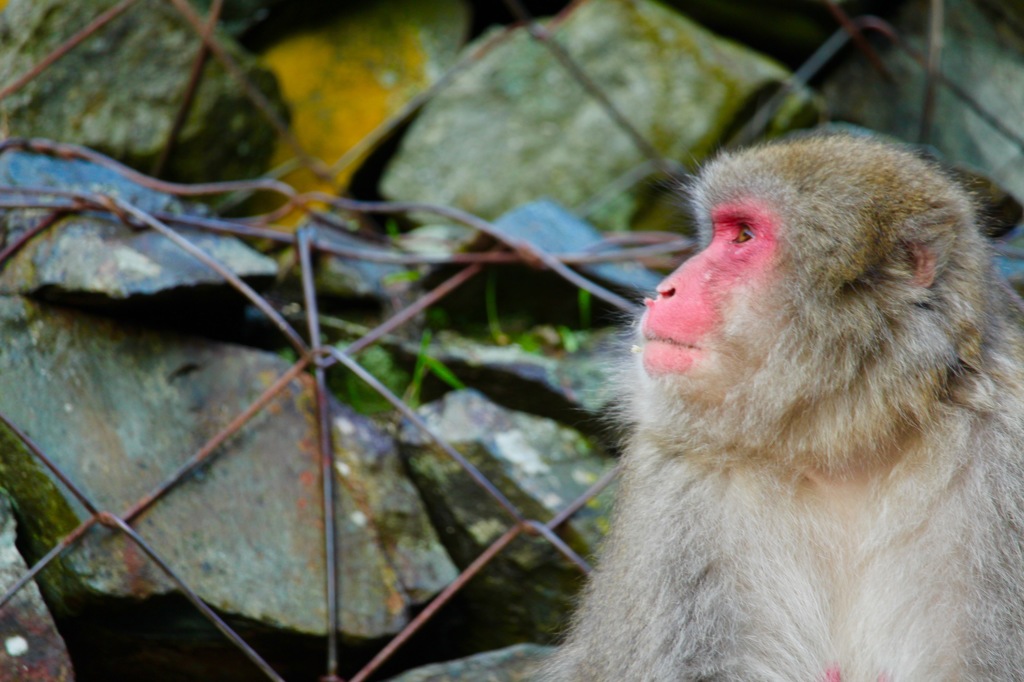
[641,199,778,376]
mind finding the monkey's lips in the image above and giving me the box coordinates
[641,335,704,375]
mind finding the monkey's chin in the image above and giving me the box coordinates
[642,339,703,376]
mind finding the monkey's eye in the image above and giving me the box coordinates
[732,224,754,244]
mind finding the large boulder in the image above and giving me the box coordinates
[822,0,1024,204]
[256,0,469,222]
[0,297,455,678]
[380,0,820,231]
[0,0,287,182]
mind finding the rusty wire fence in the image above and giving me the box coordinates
[0,0,1021,680]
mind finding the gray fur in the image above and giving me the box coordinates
[541,135,1024,681]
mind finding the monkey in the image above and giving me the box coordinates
[540,133,1024,681]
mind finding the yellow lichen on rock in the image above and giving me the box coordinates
[258,1,468,224]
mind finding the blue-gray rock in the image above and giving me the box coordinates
[0,150,277,304]
[496,200,662,294]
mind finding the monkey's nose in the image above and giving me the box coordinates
[656,285,676,299]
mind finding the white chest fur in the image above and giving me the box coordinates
[716,467,967,681]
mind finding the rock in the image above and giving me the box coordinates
[310,227,415,302]
[0,150,277,308]
[0,0,287,183]
[0,148,181,215]
[399,390,615,650]
[333,405,459,605]
[664,0,876,63]
[0,492,75,682]
[0,298,454,652]
[396,225,486,258]
[382,643,553,682]
[190,0,285,37]
[393,328,618,431]
[381,0,820,231]
[495,199,662,294]
[996,229,1024,295]
[822,0,1024,204]
[257,0,469,221]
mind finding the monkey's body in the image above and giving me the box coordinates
[549,412,1024,680]
[542,135,1024,681]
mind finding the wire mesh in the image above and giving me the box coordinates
[0,0,1020,680]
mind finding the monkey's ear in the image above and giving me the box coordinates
[907,242,938,288]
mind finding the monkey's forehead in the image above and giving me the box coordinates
[689,135,966,231]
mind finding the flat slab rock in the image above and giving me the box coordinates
[0,149,277,306]
[383,643,553,681]
[495,199,662,294]
[0,296,454,641]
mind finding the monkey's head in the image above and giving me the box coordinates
[633,134,996,473]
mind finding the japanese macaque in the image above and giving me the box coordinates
[541,134,1024,681]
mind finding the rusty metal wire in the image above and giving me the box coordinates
[0,1,1021,681]
[500,0,675,176]
[852,16,1024,156]
[297,228,342,679]
[165,0,332,183]
[151,0,225,176]
[920,0,945,143]
[0,0,140,102]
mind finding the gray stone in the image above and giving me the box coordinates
[311,227,414,302]
[495,200,662,294]
[0,149,181,215]
[191,0,285,37]
[822,0,1024,204]
[381,0,820,231]
[997,230,1024,295]
[383,643,553,682]
[0,492,75,682]
[0,0,287,183]
[333,405,459,605]
[0,150,277,304]
[664,0,875,62]
[396,225,486,258]
[0,297,454,642]
[399,390,615,649]
[393,328,618,430]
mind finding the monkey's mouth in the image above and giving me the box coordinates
[640,335,704,375]
[642,334,701,351]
